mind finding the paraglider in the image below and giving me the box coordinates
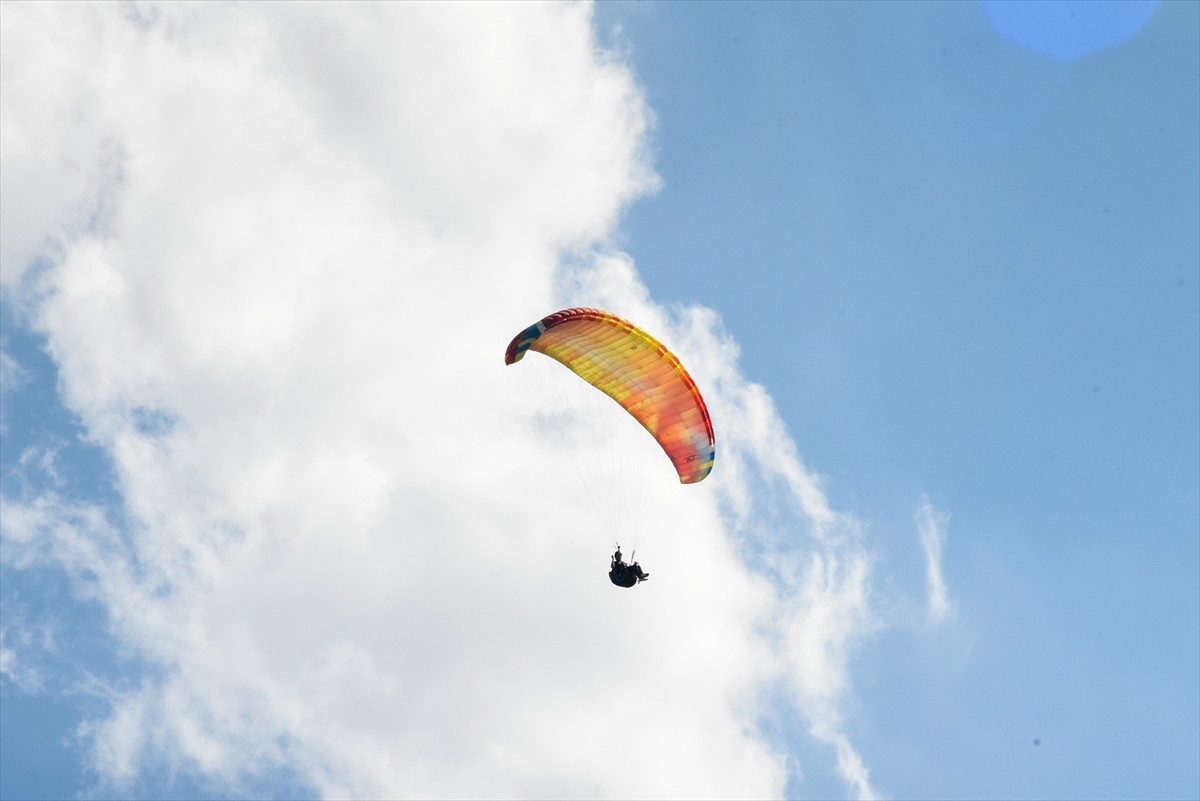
[609,548,649,587]
[505,307,715,587]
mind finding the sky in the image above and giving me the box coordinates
[0,2,1196,800]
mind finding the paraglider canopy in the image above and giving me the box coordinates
[505,307,715,484]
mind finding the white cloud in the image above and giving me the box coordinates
[0,349,29,435]
[563,255,882,797]
[915,497,953,624]
[0,349,27,391]
[1,3,888,799]
[0,607,52,694]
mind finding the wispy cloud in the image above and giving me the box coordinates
[0,350,27,391]
[2,4,895,799]
[0,349,29,436]
[0,610,51,694]
[568,256,884,800]
[915,497,953,623]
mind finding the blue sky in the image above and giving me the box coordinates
[1,2,1196,800]
[595,2,1198,797]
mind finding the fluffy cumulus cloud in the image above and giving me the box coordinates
[1,3,882,799]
